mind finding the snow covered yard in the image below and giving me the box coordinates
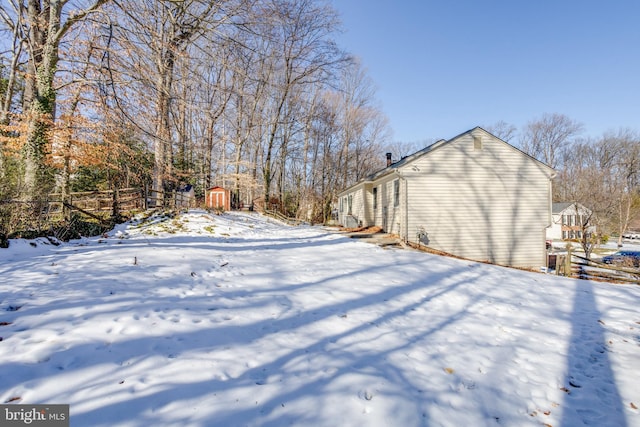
[0,210,638,427]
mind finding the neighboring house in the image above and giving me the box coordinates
[205,186,231,211]
[547,202,595,240]
[337,127,556,269]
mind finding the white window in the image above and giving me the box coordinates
[373,187,378,210]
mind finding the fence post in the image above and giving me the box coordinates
[111,188,119,224]
[143,185,148,210]
[65,194,72,222]
[565,244,573,277]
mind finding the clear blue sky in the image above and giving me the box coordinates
[330,1,640,143]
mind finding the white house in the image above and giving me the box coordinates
[337,127,556,269]
[547,202,594,241]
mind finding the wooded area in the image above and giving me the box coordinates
[0,0,389,237]
[0,1,638,246]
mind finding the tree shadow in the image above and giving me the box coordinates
[62,263,481,427]
[561,280,627,426]
[0,224,493,426]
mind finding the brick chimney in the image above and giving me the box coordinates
[386,152,392,167]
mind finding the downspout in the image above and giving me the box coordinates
[394,169,409,242]
[547,172,557,227]
[545,171,558,269]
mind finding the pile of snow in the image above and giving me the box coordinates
[0,210,638,426]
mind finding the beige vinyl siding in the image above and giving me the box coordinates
[371,175,403,234]
[337,183,372,227]
[401,130,553,268]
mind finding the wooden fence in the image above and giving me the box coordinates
[0,188,146,239]
[50,188,145,221]
[551,248,640,285]
[0,186,203,239]
[264,209,304,226]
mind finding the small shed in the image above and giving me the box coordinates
[205,186,231,211]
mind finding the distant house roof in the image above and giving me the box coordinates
[552,202,592,215]
[552,202,573,214]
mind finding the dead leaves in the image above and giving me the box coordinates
[530,407,553,426]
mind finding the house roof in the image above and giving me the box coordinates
[364,138,448,182]
[552,202,592,215]
[339,127,555,196]
[552,202,573,214]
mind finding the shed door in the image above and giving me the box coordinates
[215,191,226,209]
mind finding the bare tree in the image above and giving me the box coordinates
[603,129,640,246]
[0,0,111,199]
[334,58,389,187]
[520,113,583,169]
[257,0,343,209]
[109,0,241,206]
[0,3,24,128]
[560,129,640,255]
[0,7,24,180]
[485,120,517,143]
[226,35,272,208]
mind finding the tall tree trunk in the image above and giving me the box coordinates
[153,50,175,206]
[20,0,110,200]
[22,0,62,199]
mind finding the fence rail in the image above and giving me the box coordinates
[551,249,640,285]
[0,186,203,241]
[571,253,640,284]
[264,210,304,226]
[0,188,146,240]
